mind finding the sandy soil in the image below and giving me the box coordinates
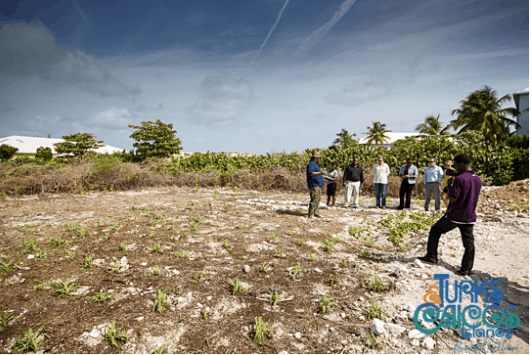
[0,185,528,354]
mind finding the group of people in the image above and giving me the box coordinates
[306,152,482,277]
[307,153,454,213]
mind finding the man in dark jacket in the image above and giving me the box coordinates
[306,152,326,218]
[343,157,364,209]
[417,154,482,276]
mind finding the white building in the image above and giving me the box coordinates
[513,87,529,136]
[0,135,124,156]
[358,132,421,149]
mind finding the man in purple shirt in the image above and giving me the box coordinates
[417,154,482,276]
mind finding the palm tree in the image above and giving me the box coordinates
[415,114,452,136]
[363,121,391,149]
[332,129,356,147]
[450,86,520,141]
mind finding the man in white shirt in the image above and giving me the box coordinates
[423,157,444,211]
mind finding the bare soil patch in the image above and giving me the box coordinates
[0,185,528,353]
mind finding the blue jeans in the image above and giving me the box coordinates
[375,183,387,207]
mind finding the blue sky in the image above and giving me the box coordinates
[0,0,528,154]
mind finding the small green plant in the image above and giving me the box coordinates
[0,260,14,276]
[234,186,239,196]
[101,232,110,241]
[65,250,76,260]
[327,273,341,286]
[359,250,370,258]
[11,327,45,353]
[201,307,213,320]
[190,269,208,284]
[300,238,306,245]
[111,222,120,230]
[365,276,384,292]
[0,307,16,331]
[36,248,48,260]
[102,321,129,349]
[258,263,270,273]
[153,290,170,313]
[252,316,273,345]
[223,239,229,248]
[166,225,174,231]
[83,255,95,268]
[308,253,317,261]
[237,223,244,229]
[349,226,368,238]
[287,228,292,235]
[50,236,66,248]
[150,243,161,253]
[274,249,283,258]
[52,278,79,298]
[175,251,190,259]
[290,262,302,280]
[98,221,105,227]
[76,228,87,238]
[119,242,128,253]
[149,231,157,238]
[154,212,163,219]
[33,279,49,291]
[365,238,375,247]
[66,223,78,232]
[143,209,152,217]
[151,266,162,277]
[320,296,335,314]
[91,291,114,306]
[364,300,389,320]
[107,264,122,275]
[22,239,38,254]
[367,330,378,349]
[340,258,348,267]
[271,291,280,309]
[229,278,246,295]
[322,238,338,252]
[153,346,165,354]
[132,228,140,235]
[269,234,278,242]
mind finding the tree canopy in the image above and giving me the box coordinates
[363,121,391,148]
[450,86,520,141]
[54,133,104,157]
[415,114,452,136]
[128,120,183,158]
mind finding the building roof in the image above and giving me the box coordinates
[514,87,529,96]
[0,135,123,155]
[358,132,420,145]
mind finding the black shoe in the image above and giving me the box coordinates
[314,214,323,218]
[455,269,471,277]
[417,255,438,265]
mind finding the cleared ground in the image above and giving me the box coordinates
[0,186,528,354]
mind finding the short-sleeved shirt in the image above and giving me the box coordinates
[444,170,482,224]
[424,166,444,184]
[398,164,419,184]
[326,169,339,185]
[307,160,324,188]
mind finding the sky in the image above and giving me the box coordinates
[0,0,529,154]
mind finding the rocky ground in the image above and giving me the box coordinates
[0,182,528,354]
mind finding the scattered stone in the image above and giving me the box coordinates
[422,337,436,349]
[294,332,302,339]
[386,323,406,335]
[411,339,420,347]
[393,266,408,277]
[413,259,425,268]
[141,262,147,266]
[207,296,212,301]
[407,304,416,313]
[341,312,346,319]
[314,268,323,273]
[370,319,386,335]
[408,329,425,339]
[358,296,365,302]
[243,265,251,273]
[27,255,35,259]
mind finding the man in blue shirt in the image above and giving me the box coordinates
[306,152,326,218]
[423,157,444,211]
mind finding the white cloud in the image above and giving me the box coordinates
[88,107,137,130]
[185,72,255,126]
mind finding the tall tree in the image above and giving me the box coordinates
[450,86,520,141]
[128,120,182,159]
[363,121,391,149]
[332,129,356,147]
[54,133,104,157]
[415,114,452,136]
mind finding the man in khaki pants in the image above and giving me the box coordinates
[306,152,326,218]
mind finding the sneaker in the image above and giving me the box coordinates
[353,205,359,209]
[417,255,438,265]
[314,214,323,218]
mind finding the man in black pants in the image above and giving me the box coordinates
[398,157,418,209]
[417,154,482,276]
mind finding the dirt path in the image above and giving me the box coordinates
[0,186,528,353]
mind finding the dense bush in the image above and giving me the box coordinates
[36,147,53,162]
